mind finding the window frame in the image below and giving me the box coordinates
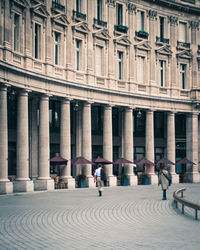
[54,31,61,65]
[75,39,82,71]
[13,13,20,52]
[117,51,123,80]
[33,22,41,59]
[159,60,166,87]
[116,3,123,25]
[180,64,187,89]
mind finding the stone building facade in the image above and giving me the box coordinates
[0,0,200,194]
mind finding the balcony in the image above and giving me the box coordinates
[52,1,65,12]
[177,41,190,48]
[114,24,128,33]
[156,36,169,44]
[72,10,86,20]
[93,18,107,28]
[135,30,149,39]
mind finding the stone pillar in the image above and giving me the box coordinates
[75,108,82,176]
[124,107,137,186]
[13,90,34,192]
[60,99,75,189]
[145,110,158,184]
[82,102,95,187]
[34,95,54,190]
[186,113,200,183]
[198,116,200,172]
[167,111,179,183]
[0,85,13,194]
[103,105,116,186]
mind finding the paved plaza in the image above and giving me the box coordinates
[0,183,200,250]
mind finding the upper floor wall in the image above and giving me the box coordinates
[0,0,200,103]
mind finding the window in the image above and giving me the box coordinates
[134,147,145,161]
[159,17,164,39]
[76,0,82,12]
[34,23,41,59]
[134,111,145,137]
[76,39,81,71]
[154,112,164,138]
[92,106,103,135]
[180,64,186,89]
[112,107,119,136]
[54,32,61,65]
[97,0,102,20]
[96,45,103,76]
[13,13,20,52]
[118,51,123,80]
[49,100,60,133]
[116,3,123,25]
[175,114,186,138]
[137,56,144,84]
[179,22,187,42]
[159,60,166,87]
[137,11,145,31]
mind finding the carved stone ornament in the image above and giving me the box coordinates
[127,3,136,14]
[168,16,178,25]
[189,21,199,30]
[106,0,116,7]
[148,10,157,20]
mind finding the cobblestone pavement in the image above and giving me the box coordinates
[0,183,200,250]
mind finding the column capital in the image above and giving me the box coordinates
[125,105,135,111]
[0,83,10,90]
[167,110,176,116]
[83,100,93,106]
[146,109,155,114]
[61,97,71,104]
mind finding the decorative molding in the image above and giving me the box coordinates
[168,16,178,25]
[155,44,172,56]
[134,40,152,51]
[113,34,131,47]
[127,3,136,14]
[106,0,116,7]
[148,10,157,20]
[11,0,29,8]
[189,21,199,30]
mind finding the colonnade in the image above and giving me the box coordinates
[0,84,199,194]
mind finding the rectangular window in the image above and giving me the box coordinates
[34,23,41,59]
[96,45,102,76]
[159,60,166,87]
[137,11,144,31]
[137,56,144,84]
[179,22,187,42]
[180,64,186,89]
[76,0,82,12]
[116,3,123,25]
[14,13,20,52]
[97,0,102,20]
[118,51,123,80]
[159,17,164,39]
[54,32,61,65]
[76,39,81,71]
[154,112,164,138]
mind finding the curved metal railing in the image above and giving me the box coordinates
[173,187,200,220]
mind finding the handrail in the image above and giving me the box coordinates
[173,188,200,220]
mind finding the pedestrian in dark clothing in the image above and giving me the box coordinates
[158,165,171,200]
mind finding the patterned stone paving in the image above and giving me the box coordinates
[0,183,199,250]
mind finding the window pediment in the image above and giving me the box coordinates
[114,34,131,47]
[155,44,172,56]
[134,40,152,51]
[51,13,69,27]
[30,3,49,18]
[72,21,90,34]
[93,28,110,41]
[176,49,193,60]
[11,0,29,8]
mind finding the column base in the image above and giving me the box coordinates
[34,179,54,191]
[171,173,179,184]
[149,174,158,185]
[86,176,96,188]
[107,176,117,186]
[186,172,200,183]
[13,180,34,193]
[60,177,76,189]
[0,181,13,194]
[128,175,138,186]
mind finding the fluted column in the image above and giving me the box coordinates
[60,99,75,188]
[13,90,33,192]
[145,110,157,184]
[167,111,179,183]
[82,102,95,187]
[0,85,13,194]
[103,105,116,186]
[186,113,200,183]
[124,107,137,186]
[34,94,54,191]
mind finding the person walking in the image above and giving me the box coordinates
[158,165,171,200]
[94,164,106,196]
